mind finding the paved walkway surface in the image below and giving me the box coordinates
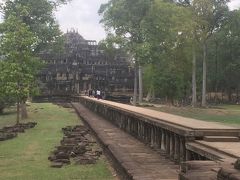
[72,103,179,180]
[82,96,240,131]
[196,140,240,158]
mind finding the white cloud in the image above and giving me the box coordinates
[228,0,240,10]
[55,0,109,42]
[0,0,239,42]
[56,0,240,42]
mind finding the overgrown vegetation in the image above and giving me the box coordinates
[0,0,66,121]
[99,0,240,107]
[0,103,113,180]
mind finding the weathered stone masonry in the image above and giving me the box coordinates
[73,96,240,163]
[72,97,240,179]
[38,30,134,97]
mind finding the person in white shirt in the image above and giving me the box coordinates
[96,90,101,99]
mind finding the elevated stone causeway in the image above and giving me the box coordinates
[72,103,179,180]
[72,96,240,180]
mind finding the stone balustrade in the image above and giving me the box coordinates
[72,96,240,164]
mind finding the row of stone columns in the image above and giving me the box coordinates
[83,99,188,163]
[186,150,207,161]
[114,113,187,163]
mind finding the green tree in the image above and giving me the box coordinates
[140,0,192,104]
[191,0,229,107]
[2,0,66,53]
[207,9,240,102]
[98,34,127,60]
[0,14,40,122]
[0,0,66,120]
[99,0,234,106]
[99,0,152,105]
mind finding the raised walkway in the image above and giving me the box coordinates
[72,97,240,180]
[81,97,240,132]
[72,103,179,180]
[80,97,240,157]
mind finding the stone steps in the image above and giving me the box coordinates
[186,142,235,161]
[204,136,239,142]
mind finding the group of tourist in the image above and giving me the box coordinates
[85,89,105,99]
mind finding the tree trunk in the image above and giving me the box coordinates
[17,101,20,124]
[133,64,138,106]
[237,87,239,104]
[146,89,151,102]
[228,89,232,102]
[215,40,218,93]
[214,40,219,104]
[138,65,143,104]
[192,46,197,107]
[21,101,28,119]
[202,42,207,107]
[146,85,155,102]
[0,101,4,114]
[0,107,3,114]
[152,88,155,100]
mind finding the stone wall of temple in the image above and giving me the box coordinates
[38,30,134,97]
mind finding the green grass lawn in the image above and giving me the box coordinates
[147,104,240,125]
[0,103,113,180]
[0,106,21,128]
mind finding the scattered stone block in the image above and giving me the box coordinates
[6,133,17,139]
[0,133,7,141]
[54,159,71,164]
[73,144,87,155]
[179,161,220,180]
[69,152,77,158]
[74,156,96,165]
[48,155,57,161]
[56,152,69,160]
[218,167,240,180]
[56,145,75,152]
[234,159,240,170]
[180,161,219,173]
[229,173,240,180]
[51,162,63,168]
[49,125,102,168]
[94,150,102,157]
[0,122,37,142]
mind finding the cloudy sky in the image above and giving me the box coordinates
[55,0,109,42]
[229,0,240,10]
[55,0,240,42]
[0,0,239,42]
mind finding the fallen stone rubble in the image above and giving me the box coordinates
[48,125,102,168]
[55,103,72,109]
[179,160,240,180]
[0,122,37,141]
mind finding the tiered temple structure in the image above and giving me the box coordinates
[38,30,134,99]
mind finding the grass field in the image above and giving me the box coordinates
[148,104,240,125]
[0,106,22,128]
[0,103,113,180]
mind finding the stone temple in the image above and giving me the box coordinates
[37,30,134,100]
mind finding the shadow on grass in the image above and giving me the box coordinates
[0,107,16,116]
[207,106,225,109]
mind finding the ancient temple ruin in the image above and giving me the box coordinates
[38,30,134,98]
